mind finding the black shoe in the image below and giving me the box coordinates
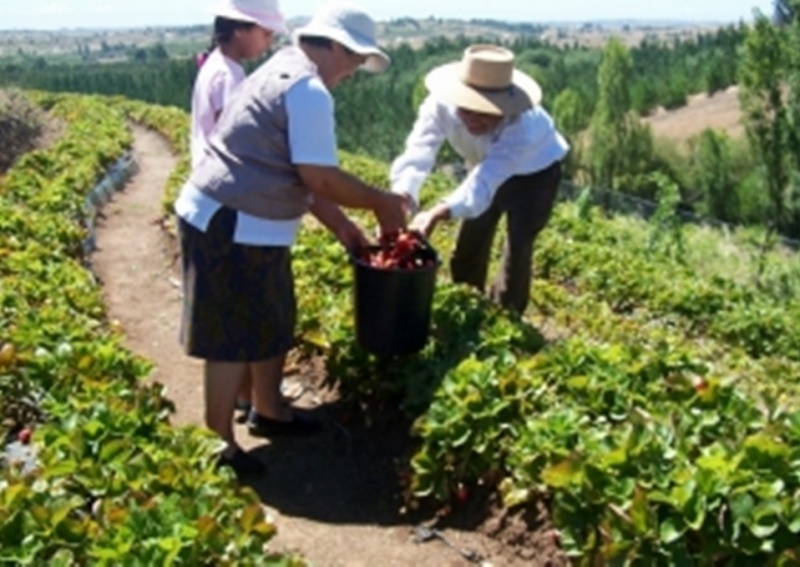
[234,402,251,424]
[247,410,324,438]
[217,448,266,476]
[235,399,252,412]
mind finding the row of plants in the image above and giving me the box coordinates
[291,214,800,564]
[0,92,300,565]
[534,205,800,362]
[109,95,800,563]
[290,163,800,563]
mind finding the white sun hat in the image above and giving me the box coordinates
[212,0,288,35]
[293,2,390,73]
[425,44,542,116]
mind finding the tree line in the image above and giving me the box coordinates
[3,16,800,239]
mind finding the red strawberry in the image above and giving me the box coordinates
[17,428,32,444]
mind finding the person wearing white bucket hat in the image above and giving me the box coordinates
[293,2,390,73]
[175,3,405,476]
[390,44,570,314]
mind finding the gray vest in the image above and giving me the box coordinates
[190,47,318,220]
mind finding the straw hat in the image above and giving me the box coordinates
[212,0,287,35]
[293,2,390,73]
[424,44,542,116]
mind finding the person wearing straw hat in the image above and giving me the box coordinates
[390,44,569,314]
[175,2,405,476]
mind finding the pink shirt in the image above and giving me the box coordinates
[190,49,246,169]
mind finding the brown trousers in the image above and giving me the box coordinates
[450,160,562,314]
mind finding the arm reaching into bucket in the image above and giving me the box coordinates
[297,164,407,237]
[309,196,369,251]
[409,202,451,238]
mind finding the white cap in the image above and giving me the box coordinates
[212,0,287,35]
[294,2,390,73]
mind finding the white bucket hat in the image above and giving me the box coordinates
[293,2,390,73]
[212,0,287,35]
[425,44,542,116]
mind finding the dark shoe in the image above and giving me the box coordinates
[217,448,266,476]
[247,410,324,438]
[234,399,252,424]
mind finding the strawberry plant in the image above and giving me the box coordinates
[1,92,303,566]
[14,92,796,565]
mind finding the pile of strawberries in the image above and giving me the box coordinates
[356,229,437,271]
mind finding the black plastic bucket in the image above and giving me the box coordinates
[351,245,439,357]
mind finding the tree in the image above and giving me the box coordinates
[588,38,633,189]
[552,87,590,139]
[691,129,737,221]
[739,12,794,274]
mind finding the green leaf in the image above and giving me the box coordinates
[46,459,78,477]
[499,479,531,508]
[240,504,263,532]
[659,516,685,544]
[748,499,782,538]
[99,439,130,462]
[1,483,27,508]
[541,459,582,488]
[630,486,651,535]
[729,491,755,523]
[599,448,627,468]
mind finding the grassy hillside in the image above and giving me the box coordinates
[644,85,744,142]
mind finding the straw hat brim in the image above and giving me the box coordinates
[424,62,542,116]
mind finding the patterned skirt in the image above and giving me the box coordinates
[177,206,295,361]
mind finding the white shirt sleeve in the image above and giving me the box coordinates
[389,95,447,206]
[443,119,530,219]
[285,76,339,166]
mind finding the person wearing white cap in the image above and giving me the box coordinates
[390,44,570,314]
[175,3,405,476]
[190,0,287,170]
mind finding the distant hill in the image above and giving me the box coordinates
[644,85,745,143]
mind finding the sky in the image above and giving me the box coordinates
[0,0,777,31]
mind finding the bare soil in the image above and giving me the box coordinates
[90,125,567,567]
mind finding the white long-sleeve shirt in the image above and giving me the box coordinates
[390,95,570,219]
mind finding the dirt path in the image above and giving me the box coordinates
[91,125,555,567]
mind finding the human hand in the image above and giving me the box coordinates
[409,203,451,238]
[397,191,419,217]
[374,192,407,237]
[334,219,370,252]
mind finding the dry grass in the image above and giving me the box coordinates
[643,85,745,143]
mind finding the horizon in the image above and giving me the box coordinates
[0,0,776,32]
